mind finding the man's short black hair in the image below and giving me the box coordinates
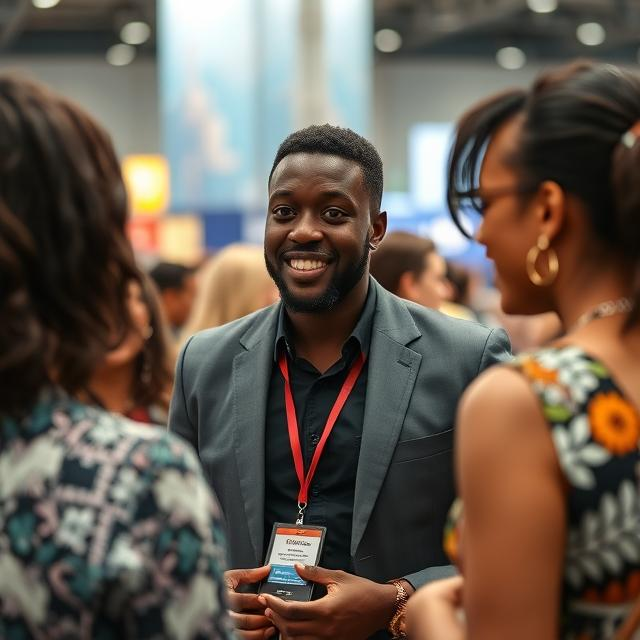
[269,124,383,213]
[148,262,195,292]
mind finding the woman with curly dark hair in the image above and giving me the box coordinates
[0,75,234,639]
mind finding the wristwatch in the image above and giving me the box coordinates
[388,580,409,638]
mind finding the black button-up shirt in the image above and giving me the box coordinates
[264,283,376,572]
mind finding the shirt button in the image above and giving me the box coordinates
[310,433,320,446]
[311,486,320,497]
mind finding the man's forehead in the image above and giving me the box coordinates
[270,152,365,189]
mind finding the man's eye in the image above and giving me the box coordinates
[273,206,295,218]
[324,208,345,220]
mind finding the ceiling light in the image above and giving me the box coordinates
[526,0,558,13]
[375,29,402,53]
[120,21,151,45]
[496,46,527,70]
[576,22,606,46]
[106,44,136,67]
[32,0,60,8]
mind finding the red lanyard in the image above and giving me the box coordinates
[278,349,366,524]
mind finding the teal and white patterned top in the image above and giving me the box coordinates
[0,389,235,639]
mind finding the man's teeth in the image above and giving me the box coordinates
[289,259,327,271]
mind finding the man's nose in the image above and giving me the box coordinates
[288,213,323,243]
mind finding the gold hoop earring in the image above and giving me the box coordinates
[526,234,559,286]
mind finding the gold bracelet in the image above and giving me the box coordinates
[388,580,409,639]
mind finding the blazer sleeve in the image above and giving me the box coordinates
[168,336,198,450]
[404,564,458,590]
[478,326,513,374]
[401,327,511,590]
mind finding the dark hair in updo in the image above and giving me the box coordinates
[0,75,139,416]
[447,60,640,327]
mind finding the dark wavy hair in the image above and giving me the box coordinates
[132,274,174,410]
[447,60,640,328]
[0,75,139,416]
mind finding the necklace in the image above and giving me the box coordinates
[572,297,633,331]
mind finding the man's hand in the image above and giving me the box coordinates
[406,576,465,640]
[225,565,277,639]
[258,564,398,640]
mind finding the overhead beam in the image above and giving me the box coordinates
[401,0,525,49]
[0,0,30,50]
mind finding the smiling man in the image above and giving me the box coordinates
[169,125,511,640]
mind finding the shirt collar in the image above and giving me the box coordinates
[273,276,377,362]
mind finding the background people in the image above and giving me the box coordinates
[439,262,478,321]
[370,230,451,309]
[179,243,279,343]
[408,60,640,640]
[149,261,198,336]
[169,124,510,640]
[0,75,233,639]
[84,273,175,425]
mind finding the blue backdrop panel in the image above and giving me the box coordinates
[159,1,257,212]
[203,211,245,250]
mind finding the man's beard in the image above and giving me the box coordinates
[265,239,369,313]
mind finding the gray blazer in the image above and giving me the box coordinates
[169,279,510,592]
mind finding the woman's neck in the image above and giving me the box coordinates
[85,363,137,415]
[555,267,633,334]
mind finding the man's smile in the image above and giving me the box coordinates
[288,258,328,272]
[281,251,333,277]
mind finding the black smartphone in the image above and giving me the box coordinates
[258,523,326,601]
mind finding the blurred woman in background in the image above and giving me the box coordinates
[408,61,640,639]
[180,243,278,343]
[84,274,174,425]
[0,75,233,638]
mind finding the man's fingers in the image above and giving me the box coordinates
[229,611,273,631]
[264,605,312,638]
[237,627,277,640]
[225,565,271,590]
[228,591,268,613]
[260,594,318,621]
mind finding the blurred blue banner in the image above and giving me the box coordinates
[159,0,372,248]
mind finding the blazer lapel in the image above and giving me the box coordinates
[351,284,422,555]
[232,305,280,565]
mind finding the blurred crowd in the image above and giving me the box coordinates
[1,57,639,640]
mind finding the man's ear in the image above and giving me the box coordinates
[369,210,387,249]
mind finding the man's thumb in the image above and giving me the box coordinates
[294,563,337,585]
[226,564,271,588]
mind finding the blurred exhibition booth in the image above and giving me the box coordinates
[1,0,639,273]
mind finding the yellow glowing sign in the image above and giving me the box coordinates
[122,155,170,217]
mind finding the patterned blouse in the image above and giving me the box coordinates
[0,389,235,639]
[445,346,640,639]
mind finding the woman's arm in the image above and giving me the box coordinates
[457,365,566,640]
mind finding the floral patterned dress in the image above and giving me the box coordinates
[445,346,640,639]
[0,389,235,639]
